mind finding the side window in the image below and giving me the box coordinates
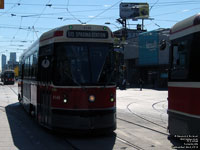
[38,44,53,82]
[28,56,30,77]
[33,52,38,79]
[172,45,179,67]
[172,42,187,69]
[30,55,33,78]
[170,37,190,80]
[24,58,28,78]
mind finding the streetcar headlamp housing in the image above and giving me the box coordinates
[63,94,68,103]
[89,95,95,102]
[63,98,68,103]
[110,97,114,102]
[110,94,115,102]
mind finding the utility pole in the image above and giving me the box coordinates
[116,18,127,86]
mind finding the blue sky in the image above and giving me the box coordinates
[0,0,200,70]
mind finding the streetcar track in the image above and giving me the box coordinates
[0,105,5,112]
[152,100,168,124]
[127,102,167,129]
[64,139,80,150]
[117,117,169,136]
[152,100,167,113]
[3,85,168,149]
[116,136,145,150]
[7,85,18,96]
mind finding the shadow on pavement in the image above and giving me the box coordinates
[5,102,116,150]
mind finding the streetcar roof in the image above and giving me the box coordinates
[40,24,113,43]
[40,24,112,39]
[3,70,14,73]
[170,13,200,40]
[19,24,113,60]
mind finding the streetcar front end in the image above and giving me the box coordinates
[36,24,117,133]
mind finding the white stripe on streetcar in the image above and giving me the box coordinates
[168,109,200,119]
[168,82,200,88]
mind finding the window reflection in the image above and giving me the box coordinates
[53,43,114,86]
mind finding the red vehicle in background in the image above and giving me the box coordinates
[168,14,200,136]
[18,24,116,133]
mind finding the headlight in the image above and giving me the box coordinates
[110,97,114,102]
[63,94,68,103]
[110,94,115,102]
[89,95,95,102]
[63,98,68,103]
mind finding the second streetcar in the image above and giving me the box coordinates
[1,70,15,85]
[168,14,200,136]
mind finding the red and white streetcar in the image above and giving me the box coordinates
[168,14,200,136]
[18,24,116,133]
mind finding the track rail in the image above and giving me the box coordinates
[127,102,168,129]
[64,139,80,150]
[117,117,169,136]
[5,85,167,149]
[7,85,18,95]
[116,136,145,150]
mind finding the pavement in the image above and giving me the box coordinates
[0,83,198,150]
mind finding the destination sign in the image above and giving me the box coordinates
[67,30,108,39]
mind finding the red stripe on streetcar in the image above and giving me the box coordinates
[37,86,116,109]
[168,86,200,116]
[40,31,64,42]
[170,24,194,35]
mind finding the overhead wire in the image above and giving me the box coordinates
[4,1,199,7]
[149,0,161,28]
[5,3,103,7]
[22,0,52,45]
[10,17,23,44]
[1,0,199,54]
[32,0,52,26]
[150,0,159,11]
[0,0,21,16]
[86,0,124,24]
[65,0,84,24]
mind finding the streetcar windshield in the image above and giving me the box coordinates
[53,42,115,86]
[4,72,14,78]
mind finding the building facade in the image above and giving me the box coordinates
[1,54,7,72]
[10,52,16,63]
[123,28,170,88]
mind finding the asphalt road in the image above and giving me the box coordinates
[0,83,186,150]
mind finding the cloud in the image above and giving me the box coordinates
[104,5,111,7]
[88,16,95,18]
[182,9,190,12]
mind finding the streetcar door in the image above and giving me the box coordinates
[38,45,53,126]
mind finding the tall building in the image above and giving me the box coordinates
[1,54,6,72]
[10,52,16,63]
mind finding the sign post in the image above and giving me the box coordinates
[0,0,4,9]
